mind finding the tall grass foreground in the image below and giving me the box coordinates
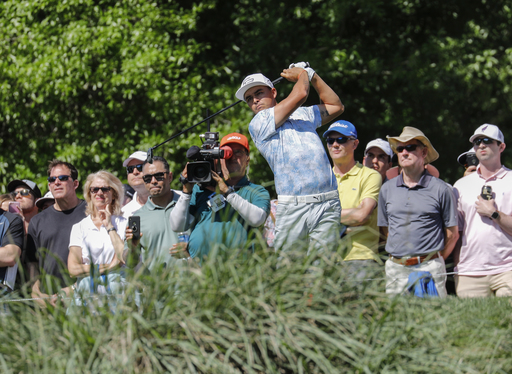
[0,242,511,373]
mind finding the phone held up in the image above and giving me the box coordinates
[8,201,21,215]
[481,185,493,201]
[128,216,141,240]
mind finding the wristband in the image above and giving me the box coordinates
[107,227,117,234]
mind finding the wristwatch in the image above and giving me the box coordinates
[107,227,117,234]
[223,186,236,198]
[491,211,500,220]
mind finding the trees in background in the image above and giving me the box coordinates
[1,0,511,194]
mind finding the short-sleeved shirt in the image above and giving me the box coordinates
[69,215,127,265]
[453,166,512,276]
[378,171,457,257]
[129,193,181,271]
[335,163,382,261]
[122,192,142,219]
[249,106,337,196]
[27,201,87,292]
[0,210,24,286]
[188,176,270,260]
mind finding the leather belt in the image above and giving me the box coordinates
[389,251,440,266]
[278,190,339,204]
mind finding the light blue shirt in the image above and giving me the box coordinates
[249,106,337,196]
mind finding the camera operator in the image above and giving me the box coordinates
[457,148,478,177]
[169,133,270,262]
[453,124,512,297]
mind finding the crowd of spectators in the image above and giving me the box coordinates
[0,62,510,309]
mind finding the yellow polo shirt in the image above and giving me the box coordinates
[334,162,382,261]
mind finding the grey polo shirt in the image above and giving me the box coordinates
[378,171,457,257]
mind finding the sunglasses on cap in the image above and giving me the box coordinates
[142,172,167,184]
[12,189,32,197]
[126,164,144,174]
[48,175,72,183]
[473,137,495,146]
[396,144,422,153]
[90,187,112,194]
[326,137,354,145]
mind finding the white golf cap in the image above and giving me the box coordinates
[122,151,147,167]
[35,191,55,210]
[469,124,504,143]
[364,138,393,157]
[235,73,274,101]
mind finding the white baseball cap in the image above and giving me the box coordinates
[122,151,147,167]
[364,138,393,157]
[235,73,274,101]
[469,124,504,143]
[35,191,55,210]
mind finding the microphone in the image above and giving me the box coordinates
[220,146,233,159]
[147,148,153,164]
[186,145,202,160]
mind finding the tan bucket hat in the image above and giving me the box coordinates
[387,126,439,164]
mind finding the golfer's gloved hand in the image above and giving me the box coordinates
[288,62,315,81]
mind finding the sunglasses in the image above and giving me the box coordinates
[473,137,495,146]
[90,187,112,194]
[143,172,167,184]
[48,175,72,183]
[13,189,32,197]
[396,144,420,153]
[326,137,353,145]
[126,164,144,174]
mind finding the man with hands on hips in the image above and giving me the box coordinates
[169,133,270,262]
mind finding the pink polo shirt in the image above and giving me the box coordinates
[453,166,512,276]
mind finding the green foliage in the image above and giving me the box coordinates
[1,246,511,372]
[2,0,512,193]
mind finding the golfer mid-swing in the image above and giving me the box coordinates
[236,62,344,253]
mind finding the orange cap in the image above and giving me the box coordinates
[220,133,250,153]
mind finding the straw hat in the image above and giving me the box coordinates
[387,126,439,164]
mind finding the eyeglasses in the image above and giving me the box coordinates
[13,189,32,197]
[48,175,72,183]
[126,164,144,174]
[143,172,167,184]
[396,144,420,153]
[326,137,353,145]
[90,187,112,194]
[473,137,495,146]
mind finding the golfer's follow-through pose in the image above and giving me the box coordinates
[236,62,344,252]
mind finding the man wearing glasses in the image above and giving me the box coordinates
[7,179,41,232]
[378,127,458,297]
[121,151,149,219]
[323,121,383,272]
[236,62,343,254]
[27,160,86,307]
[124,156,182,270]
[453,124,512,297]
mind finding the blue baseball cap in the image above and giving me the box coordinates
[323,120,358,139]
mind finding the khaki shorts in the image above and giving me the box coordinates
[455,270,512,298]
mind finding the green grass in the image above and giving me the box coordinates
[0,243,511,373]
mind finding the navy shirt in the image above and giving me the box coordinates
[0,210,24,285]
[378,171,457,257]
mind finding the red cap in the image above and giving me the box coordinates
[220,133,250,153]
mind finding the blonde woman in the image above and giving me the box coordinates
[67,171,128,305]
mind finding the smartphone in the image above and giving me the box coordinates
[128,216,140,240]
[8,201,21,215]
[481,185,493,200]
